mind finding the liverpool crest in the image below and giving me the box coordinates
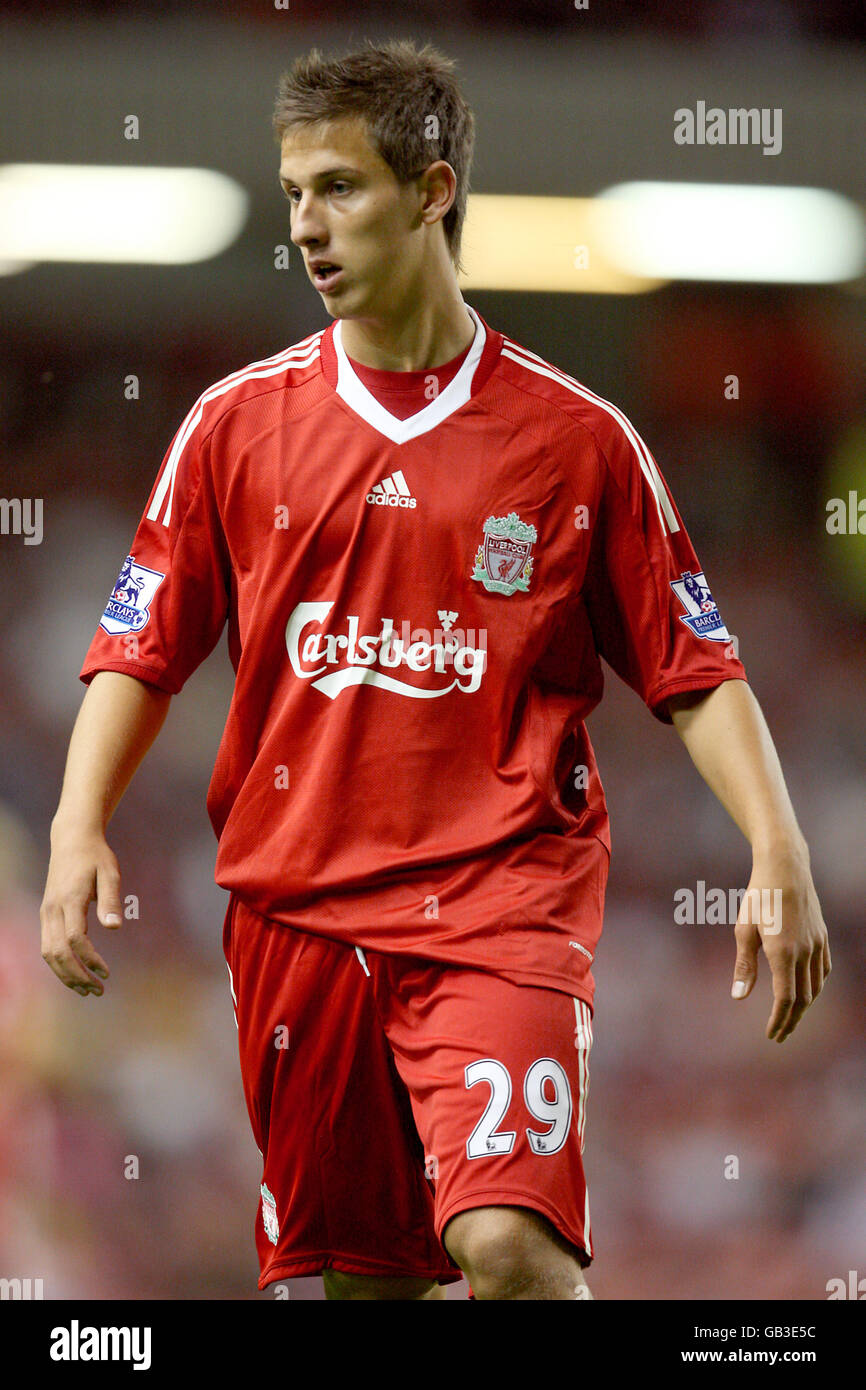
[471,511,537,596]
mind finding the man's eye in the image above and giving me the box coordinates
[330,181,350,194]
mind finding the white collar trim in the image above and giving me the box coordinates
[332,303,486,444]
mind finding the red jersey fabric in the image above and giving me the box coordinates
[348,341,471,419]
[80,304,747,1002]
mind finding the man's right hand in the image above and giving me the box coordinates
[40,824,122,996]
[38,671,173,998]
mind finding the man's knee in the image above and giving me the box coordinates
[443,1205,590,1300]
[322,1269,446,1300]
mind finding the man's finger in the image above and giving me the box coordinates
[809,944,826,1002]
[766,949,797,1041]
[731,921,759,999]
[40,899,98,992]
[96,857,122,935]
[40,902,87,989]
[774,954,813,1044]
[63,904,110,993]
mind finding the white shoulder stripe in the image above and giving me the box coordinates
[147,334,324,527]
[573,998,592,1154]
[502,341,679,536]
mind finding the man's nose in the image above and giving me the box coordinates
[290,194,326,247]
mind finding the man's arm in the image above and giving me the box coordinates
[40,671,172,997]
[667,678,830,1043]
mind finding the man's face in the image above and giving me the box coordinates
[279,116,424,318]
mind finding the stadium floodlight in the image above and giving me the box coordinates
[0,164,249,266]
[0,257,34,276]
[595,181,866,284]
[459,194,665,294]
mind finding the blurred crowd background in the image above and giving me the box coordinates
[0,1,863,1300]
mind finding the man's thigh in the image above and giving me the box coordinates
[223,897,461,1291]
[371,955,595,1270]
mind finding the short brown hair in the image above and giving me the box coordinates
[273,39,475,272]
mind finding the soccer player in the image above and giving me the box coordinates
[40,40,830,1301]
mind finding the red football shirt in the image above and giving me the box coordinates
[81,305,747,1003]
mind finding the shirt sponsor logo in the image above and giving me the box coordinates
[471,511,537,595]
[670,569,730,642]
[286,602,487,700]
[99,554,165,636]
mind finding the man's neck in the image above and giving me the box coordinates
[338,285,475,373]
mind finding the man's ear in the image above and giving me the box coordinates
[417,160,457,227]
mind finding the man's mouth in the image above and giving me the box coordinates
[311,263,343,290]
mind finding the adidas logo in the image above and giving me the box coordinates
[366,469,417,509]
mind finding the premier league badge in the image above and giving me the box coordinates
[670,569,730,642]
[99,554,165,636]
[471,511,537,596]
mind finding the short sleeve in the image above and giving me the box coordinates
[80,408,230,694]
[582,414,747,722]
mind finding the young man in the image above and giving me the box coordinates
[40,40,830,1301]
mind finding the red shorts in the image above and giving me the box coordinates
[223,894,594,1289]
